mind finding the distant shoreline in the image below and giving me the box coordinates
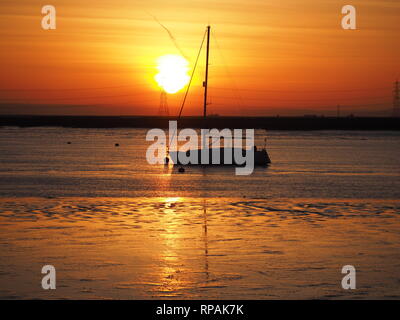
[0,115,399,130]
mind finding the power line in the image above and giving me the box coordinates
[205,86,390,93]
[146,12,189,61]
[211,101,391,109]
[207,94,388,102]
[0,85,138,92]
[0,92,158,102]
[211,30,246,115]
[0,85,390,94]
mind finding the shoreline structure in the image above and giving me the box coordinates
[1,115,399,130]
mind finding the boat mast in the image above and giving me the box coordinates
[203,25,210,118]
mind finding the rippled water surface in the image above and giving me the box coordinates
[0,127,399,299]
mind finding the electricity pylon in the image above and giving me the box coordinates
[158,90,169,116]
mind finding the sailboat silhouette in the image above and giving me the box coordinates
[168,26,271,167]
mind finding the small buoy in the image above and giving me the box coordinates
[115,143,119,147]
[178,167,185,173]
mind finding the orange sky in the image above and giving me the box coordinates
[0,0,399,116]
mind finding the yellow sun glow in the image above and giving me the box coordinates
[155,55,190,94]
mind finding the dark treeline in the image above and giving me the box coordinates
[0,115,399,130]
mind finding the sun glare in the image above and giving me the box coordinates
[155,55,190,94]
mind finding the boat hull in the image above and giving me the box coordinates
[169,147,271,166]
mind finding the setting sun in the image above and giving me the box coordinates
[155,55,190,94]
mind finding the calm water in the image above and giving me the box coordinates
[0,127,399,199]
[0,127,399,299]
